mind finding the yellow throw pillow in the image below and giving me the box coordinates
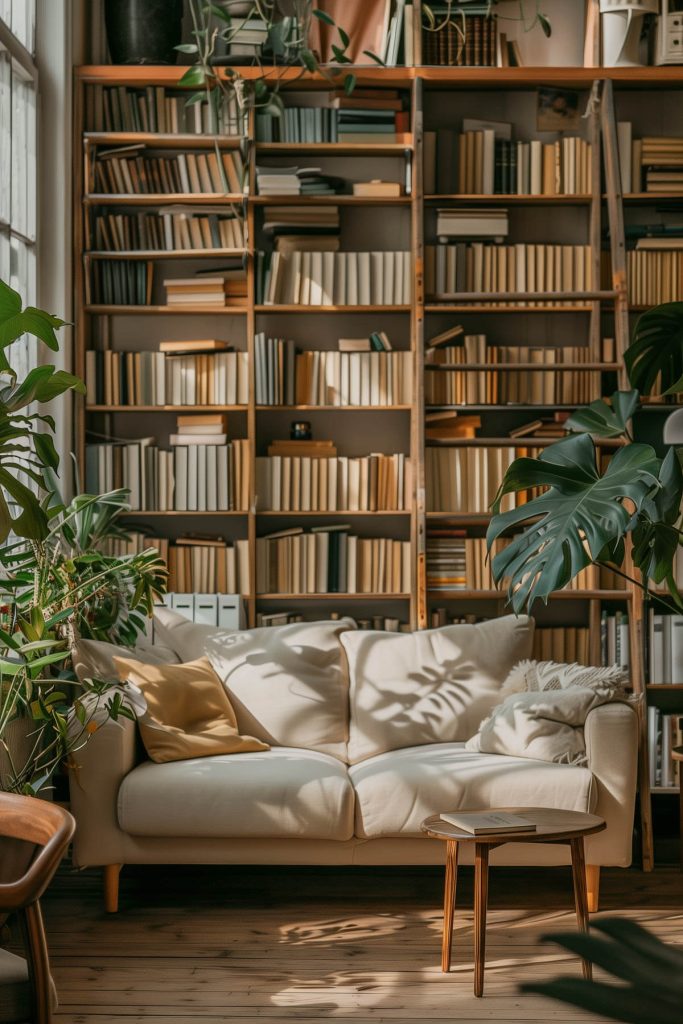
[113,655,270,764]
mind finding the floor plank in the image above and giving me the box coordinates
[32,864,683,1022]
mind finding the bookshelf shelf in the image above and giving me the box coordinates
[119,511,248,517]
[255,404,411,412]
[254,305,412,313]
[256,593,411,601]
[255,142,413,155]
[426,194,593,204]
[428,589,631,601]
[85,249,246,260]
[86,405,248,413]
[424,363,619,372]
[84,131,246,149]
[251,195,412,206]
[645,684,683,715]
[84,305,249,315]
[425,304,594,314]
[84,193,246,206]
[426,437,625,448]
[257,510,411,517]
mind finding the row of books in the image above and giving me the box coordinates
[649,612,683,684]
[87,260,152,306]
[626,250,683,306]
[255,612,410,631]
[255,529,411,595]
[425,447,519,514]
[647,710,681,789]
[258,250,412,306]
[92,147,245,196]
[90,211,245,253]
[426,243,593,302]
[255,452,412,513]
[421,9,497,67]
[425,340,605,406]
[533,627,592,667]
[254,337,412,407]
[254,91,409,144]
[85,439,250,512]
[85,347,249,407]
[86,84,245,136]
[108,532,250,596]
[601,611,630,670]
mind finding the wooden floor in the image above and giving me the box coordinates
[39,863,683,1023]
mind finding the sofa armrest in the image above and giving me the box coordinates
[69,716,138,868]
[583,701,639,867]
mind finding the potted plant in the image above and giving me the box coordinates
[487,301,683,613]
[0,280,166,795]
[104,0,185,65]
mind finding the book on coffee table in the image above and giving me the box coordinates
[439,811,537,835]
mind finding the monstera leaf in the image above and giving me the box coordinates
[566,390,640,439]
[626,301,683,395]
[631,448,683,604]
[487,434,661,612]
[523,918,683,1024]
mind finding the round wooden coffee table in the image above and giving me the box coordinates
[421,807,606,997]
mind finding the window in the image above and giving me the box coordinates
[0,1,37,380]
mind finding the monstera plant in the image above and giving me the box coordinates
[487,301,683,613]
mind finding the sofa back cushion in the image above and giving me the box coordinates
[153,609,356,761]
[341,615,534,764]
[72,636,179,683]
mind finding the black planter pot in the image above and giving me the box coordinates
[105,0,184,65]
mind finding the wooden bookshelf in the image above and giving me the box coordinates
[74,66,683,867]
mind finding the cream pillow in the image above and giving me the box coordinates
[498,658,629,699]
[342,615,535,765]
[114,655,269,764]
[154,610,357,761]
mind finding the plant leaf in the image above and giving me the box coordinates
[566,390,640,439]
[312,8,335,25]
[626,301,683,395]
[487,434,661,612]
[537,12,552,37]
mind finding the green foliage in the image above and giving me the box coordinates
[627,301,683,395]
[488,435,661,612]
[523,918,683,1024]
[566,389,639,439]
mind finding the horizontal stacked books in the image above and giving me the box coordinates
[254,335,411,407]
[87,260,151,305]
[255,449,411,512]
[425,335,607,405]
[256,528,411,595]
[163,272,247,307]
[263,205,341,252]
[255,612,410,631]
[92,146,244,195]
[421,6,497,67]
[533,627,591,665]
[85,438,250,512]
[170,413,228,447]
[435,207,509,242]
[425,128,592,196]
[255,89,409,144]
[255,166,345,196]
[425,447,520,513]
[427,534,509,591]
[106,531,250,596]
[641,136,683,194]
[87,84,245,136]
[426,243,593,301]
[626,249,683,305]
[91,210,244,252]
[259,250,411,305]
[86,341,249,406]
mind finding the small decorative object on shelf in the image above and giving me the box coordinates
[291,420,312,440]
[599,0,659,66]
[655,0,683,64]
[104,0,184,65]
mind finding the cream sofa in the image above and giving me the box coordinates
[69,613,639,913]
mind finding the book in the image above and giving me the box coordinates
[159,339,230,353]
[438,811,537,834]
[352,180,403,196]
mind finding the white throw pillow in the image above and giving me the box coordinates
[341,615,535,765]
[499,658,629,698]
[153,609,357,761]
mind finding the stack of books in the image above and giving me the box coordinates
[85,438,250,512]
[93,146,244,195]
[255,165,345,196]
[427,534,514,591]
[258,250,411,305]
[87,84,245,135]
[170,414,228,447]
[256,527,411,595]
[85,342,249,407]
[263,206,341,251]
[425,446,520,513]
[163,272,247,308]
[92,210,245,252]
[425,412,481,440]
[88,260,152,305]
[255,451,411,512]
[229,15,268,56]
[426,242,593,302]
[436,208,509,241]
[509,414,570,439]
[632,135,683,194]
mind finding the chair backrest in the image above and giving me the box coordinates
[0,794,75,1024]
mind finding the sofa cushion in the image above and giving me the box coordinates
[113,655,270,763]
[349,742,596,839]
[72,636,179,683]
[153,609,356,760]
[117,747,354,840]
[342,615,534,764]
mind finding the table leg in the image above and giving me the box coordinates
[473,843,489,998]
[442,840,459,973]
[570,837,592,981]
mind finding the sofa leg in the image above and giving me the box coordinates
[104,864,122,913]
[585,865,600,913]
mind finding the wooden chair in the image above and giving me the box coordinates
[0,794,75,1023]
